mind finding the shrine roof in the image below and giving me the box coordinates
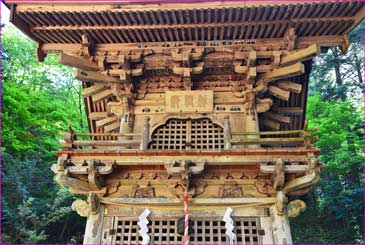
[6,1,364,45]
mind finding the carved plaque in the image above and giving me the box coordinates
[165,90,213,113]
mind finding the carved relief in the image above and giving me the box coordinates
[219,181,243,198]
[287,200,306,218]
[133,185,155,198]
[71,199,90,217]
[255,179,275,195]
[273,158,285,191]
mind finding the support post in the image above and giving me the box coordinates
[83,205,105,244]
[118,113,134,149]
[223,116,232,149]
[270,205,293,244]
[140,116,150,150]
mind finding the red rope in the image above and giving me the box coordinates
[183,190,189,245]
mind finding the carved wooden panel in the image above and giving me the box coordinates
[165,90,214,113]
[110,217,262,244]
[149,118,224,150]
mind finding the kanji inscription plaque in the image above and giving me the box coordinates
[165,90,213,113]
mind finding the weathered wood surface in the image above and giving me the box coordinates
[10,1,363,47]
[83,205,105,244]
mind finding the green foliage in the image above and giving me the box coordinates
[1,23,87,244]
[291,95,364,244]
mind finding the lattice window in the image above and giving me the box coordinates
[149,118,224,150]
[113,217,262,245]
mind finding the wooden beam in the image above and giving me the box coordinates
[261,62,304,82]
[75,69,120,83]
[276,81,302,93]
[96,116,119,128]
[72,140,140,147]
[9,4,40,42]
[263,112,291,124]
[260,165,308,174]
[234,65,248,74]
[59,53,99,71]
[232,137,304,145]
[88,112,109,120]
[280,44,320,66]
[30,16,358,33]
[91,89,113,102]
[247,51,256,66]
[104,121,120,133]
[268,85,291,101]
[247,67,256,82]
[260,119,281,130]
[343,6,364,38]
[39,35,346,55]
[272,106,303,115]
[256,65,273,73]
[172,67,191,76]
[82,84,106,97]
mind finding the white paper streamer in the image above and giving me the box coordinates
[138,208,151,245]
[223,207,236,244]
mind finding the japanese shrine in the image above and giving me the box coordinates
[6,0,363,244]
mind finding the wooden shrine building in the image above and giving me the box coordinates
[6,0,363,244]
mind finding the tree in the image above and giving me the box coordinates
[309,21,364,102]
[1,23,87,244]
[291,94,364,244]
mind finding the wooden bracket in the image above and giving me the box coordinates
[303,120,319,148]
[273,158,285,191]
[87,160,103,190]
[59,52,99,71]
[340,35,350,55]
[287,200,306,218]
[306,153,319,175]
[285,27,296,51]
[164,160,206,189]
[55,173,91,192]
[71,199,90,217]
[88,192,100,215]
[98,55,106,71]
[75,69,120,83]
[35,43,47,62]
[81,34,95,57]
[275,191,287,215]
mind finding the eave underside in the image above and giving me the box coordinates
[8,1,364,44]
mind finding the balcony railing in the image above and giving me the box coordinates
[60,120,318,151]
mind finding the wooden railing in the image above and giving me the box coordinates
[60,120,317,150]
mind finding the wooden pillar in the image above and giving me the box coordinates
[118,113,134,149]
[260,216,274,244]
[243,90,260,148]
[140,116,150,150]
[223,116,232,149]
[270,205,293,245]
[83,205,105,244]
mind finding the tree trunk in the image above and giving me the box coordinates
[331,48,343,86]
[353,53,363,86]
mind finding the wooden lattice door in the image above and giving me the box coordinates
[101,216,263,244]
[149,118,224,150]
